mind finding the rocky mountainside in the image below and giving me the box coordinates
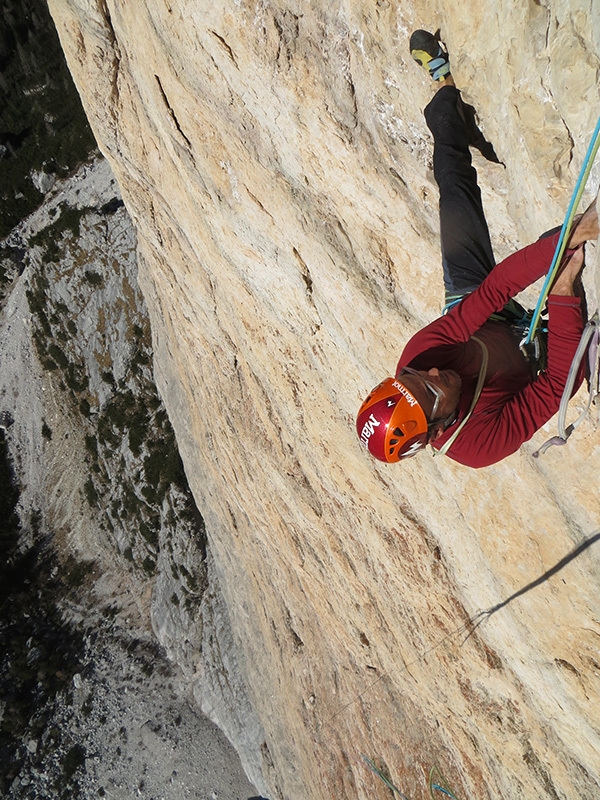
[43,1,600,798]
[0,157,260,799]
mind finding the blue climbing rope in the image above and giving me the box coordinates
[429,766,461,799]
[361,755,411,800]
[525,115,600,345]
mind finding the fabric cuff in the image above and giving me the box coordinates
[547,294,582,307]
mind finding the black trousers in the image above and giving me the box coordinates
[424,85,495,304]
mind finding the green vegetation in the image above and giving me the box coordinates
[142,556,157,576]
[139,521,159,548]
[84,434,98,459]
[0,432,20,547]
[64,362,89,393]
[64,555,96,589]
[81,692,94,719]
[0,432,85,796]
[27,271,89,391]
[30,204,88,263]
[0,0,97,237]
[62,743,86,780]
[0,244,25,303]
[26,271,50,323]
[84,477,99,507]
[84,270,103,286]
[47,342,70,369]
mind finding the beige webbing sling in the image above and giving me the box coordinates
[433,336,489,457]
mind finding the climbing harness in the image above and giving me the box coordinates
[433,336,488,457]
[533,312,600,456]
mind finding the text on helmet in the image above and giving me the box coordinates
[360,413,380,446]
[392,380,418,407]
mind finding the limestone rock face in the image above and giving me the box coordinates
[48,1,600,797]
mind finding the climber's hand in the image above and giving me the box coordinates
[569,196,599,248]
[551,245,585,296]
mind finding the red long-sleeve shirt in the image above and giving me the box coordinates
[396,233,585,468]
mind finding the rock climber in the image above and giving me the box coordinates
[356,30,599,469]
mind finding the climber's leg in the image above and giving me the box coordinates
[423,82,496,304]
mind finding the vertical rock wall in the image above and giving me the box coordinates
[48,1,600,797]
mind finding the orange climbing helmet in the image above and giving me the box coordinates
[356,377,429,462]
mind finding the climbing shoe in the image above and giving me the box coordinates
[409,29,451,82]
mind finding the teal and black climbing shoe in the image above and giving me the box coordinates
[409,30,451,82]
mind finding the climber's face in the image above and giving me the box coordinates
[397,367,462,425]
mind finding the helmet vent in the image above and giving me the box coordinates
[393,427,405,437]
